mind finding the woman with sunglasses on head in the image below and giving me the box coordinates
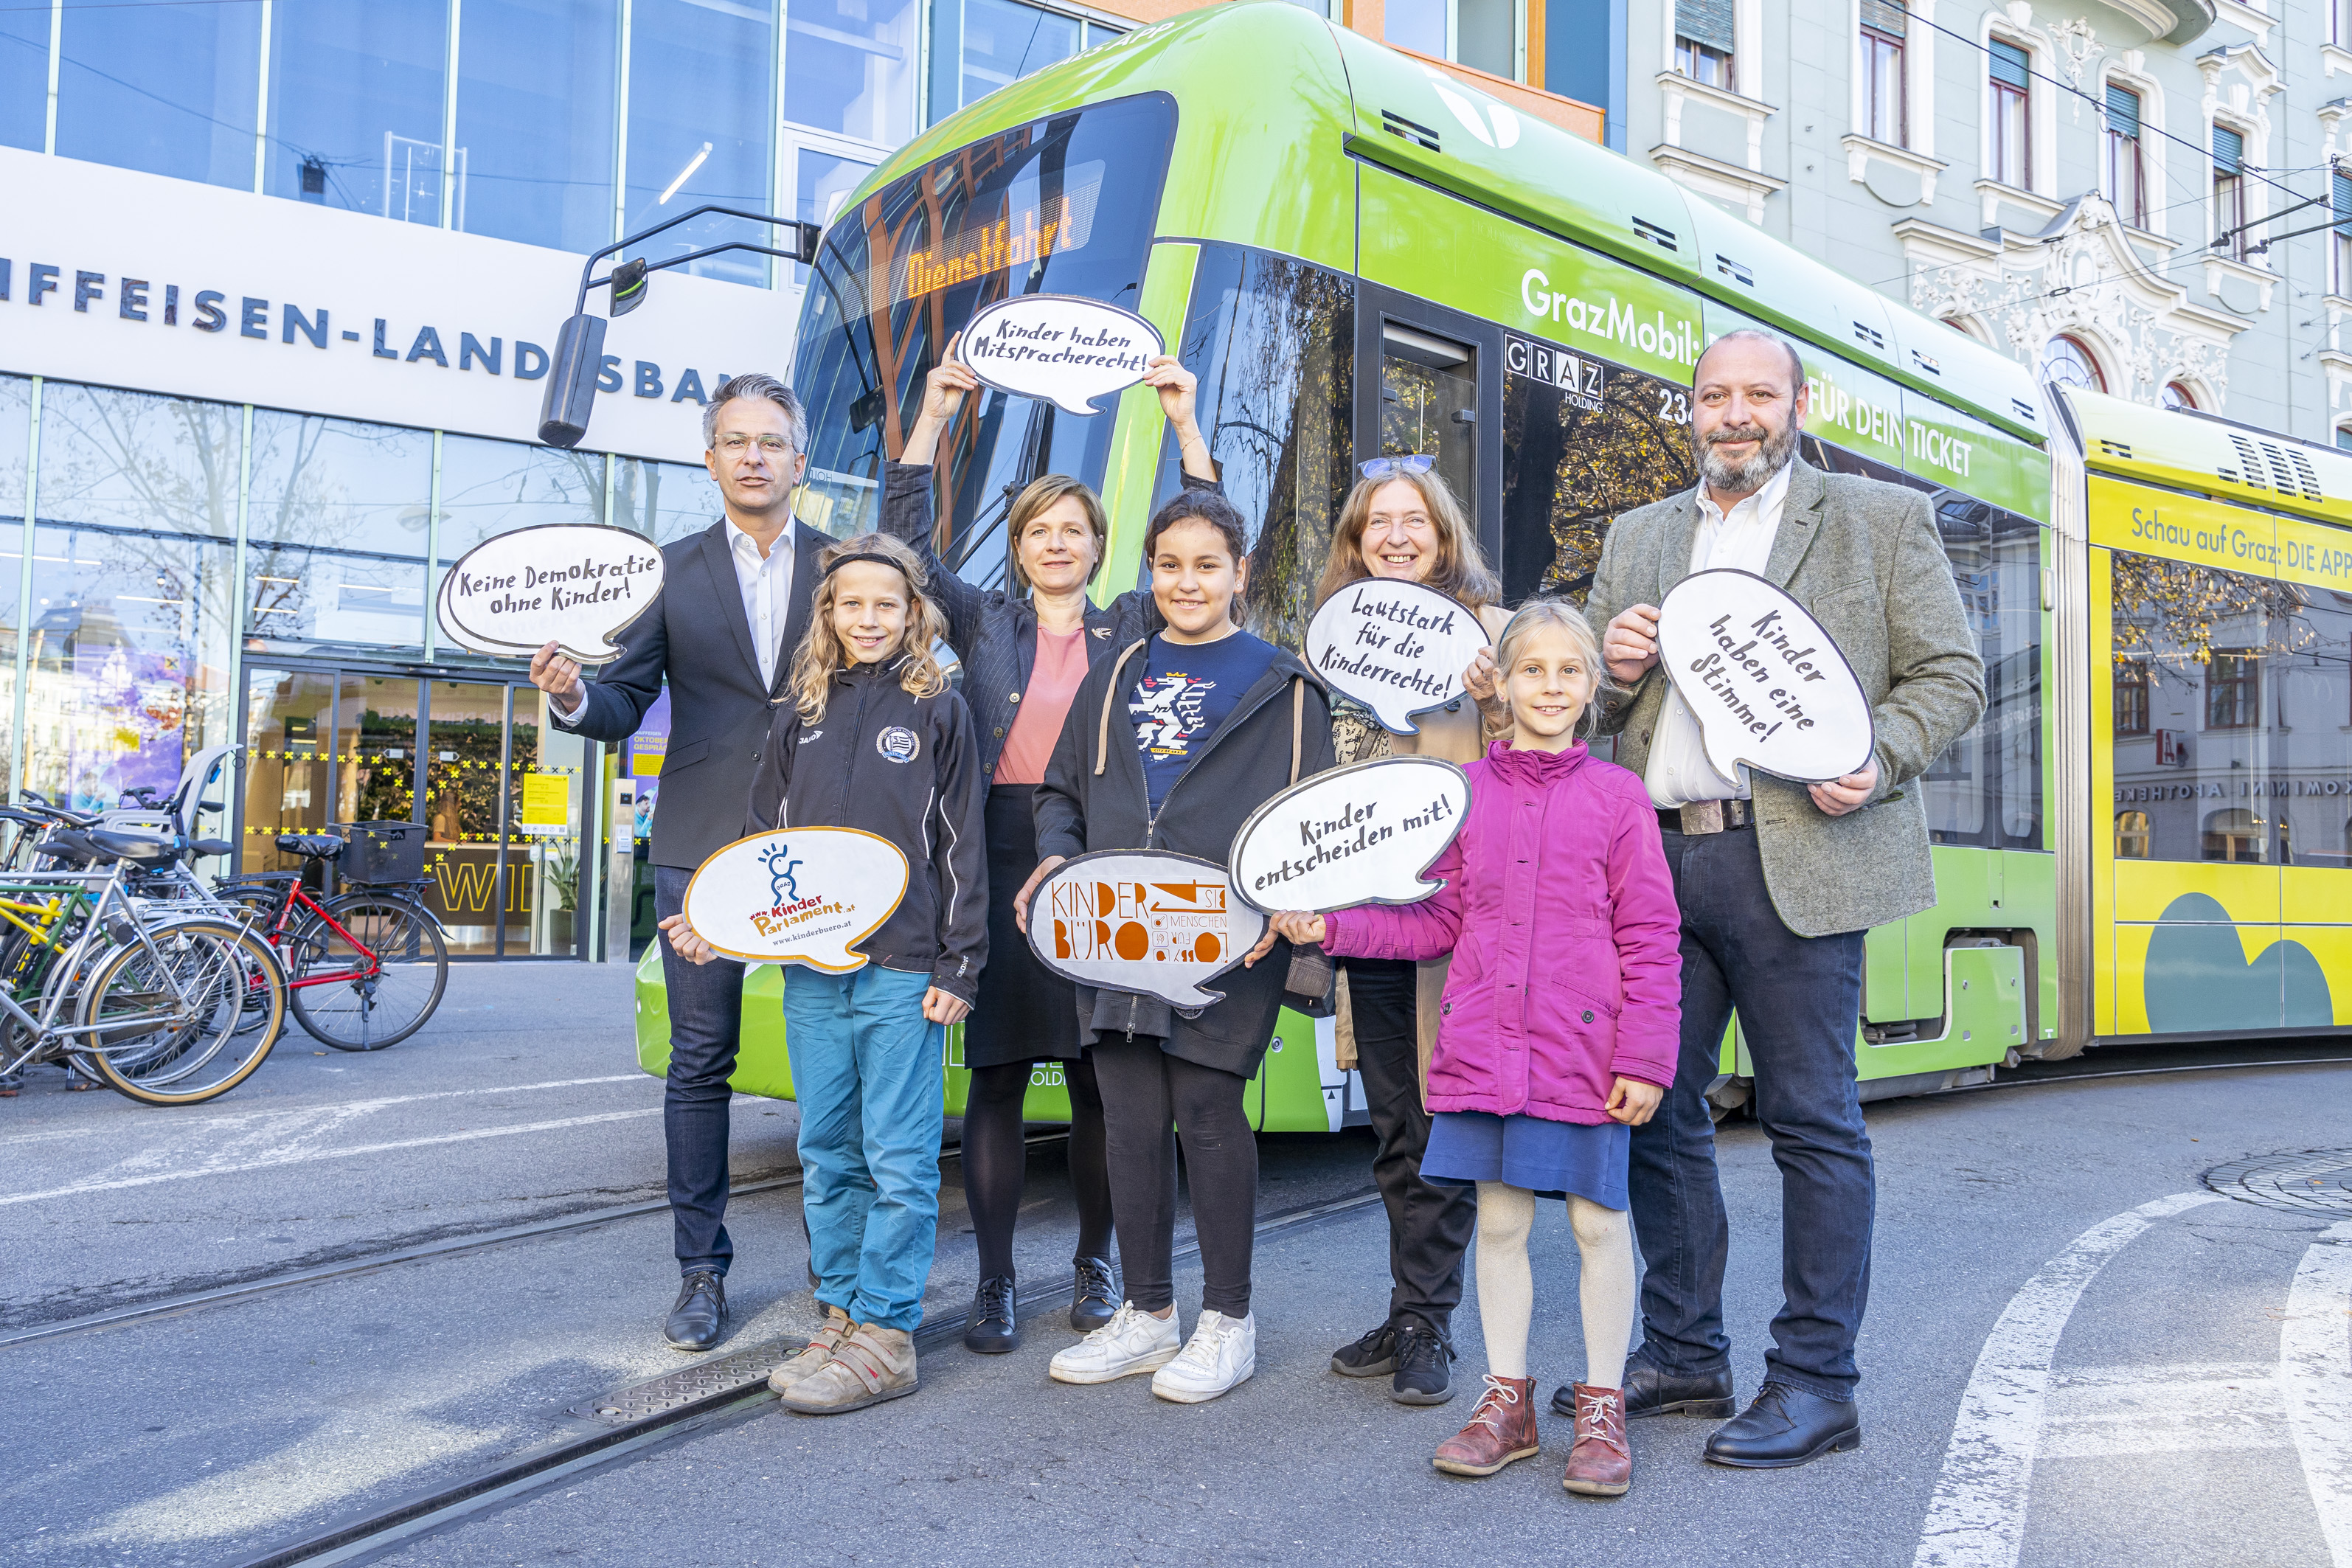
[1317,455,1513,1409]
[888,341,1221,1358]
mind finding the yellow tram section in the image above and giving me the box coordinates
[2071,389,2352,1038]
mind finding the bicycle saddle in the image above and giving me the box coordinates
[190,838,235,858]
[275,833,346,861]
[83,828,178,866]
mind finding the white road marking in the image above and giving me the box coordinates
[2282,1219,2352,1567]
[2039,1362,2284,1458]
[0,1109,660,1207]
[1912,1190,2224,1568]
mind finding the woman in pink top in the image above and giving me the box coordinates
[888,344,1221,1356]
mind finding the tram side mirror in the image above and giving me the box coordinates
[609,258,651,318]
[538,313,609,450]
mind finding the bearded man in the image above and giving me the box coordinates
[1578,329,1985,1468]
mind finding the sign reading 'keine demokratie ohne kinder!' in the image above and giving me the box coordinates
[435,524,665,665]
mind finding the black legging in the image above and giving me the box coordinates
[961,1055,1114,1279]
[1090,1036,1257,1319]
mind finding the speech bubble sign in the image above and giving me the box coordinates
[681,827,911,970]
[436,524,665,665]
[1304,578,1490,735]
[1229,757,1471,915]
[957,294,1163,417]
[1026,850,1268,1015]
[1655,567,1876,785]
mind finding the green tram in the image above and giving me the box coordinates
[635,1,2352,1128]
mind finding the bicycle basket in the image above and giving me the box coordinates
[338,820,426,885]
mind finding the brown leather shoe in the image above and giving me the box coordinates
[1561,1383,1632,1496]
[1432,1375,1541,1477]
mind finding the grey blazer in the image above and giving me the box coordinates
[1583,457,1986,938]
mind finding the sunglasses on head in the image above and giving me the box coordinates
[1359,454,1436,481]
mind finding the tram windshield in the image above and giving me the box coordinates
[792,92,1177,575]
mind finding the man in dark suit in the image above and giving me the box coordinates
[529,373,832,1351]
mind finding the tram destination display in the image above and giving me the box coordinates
[1304,578,1491,735]
[681,828,911,970]
[955,294,1163,416]
[1227,757,1471,916]
[1026,850,1267,1014]
[1654,568,1876,785]
[435,524,665,665]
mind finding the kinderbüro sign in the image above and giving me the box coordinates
[1654,568,1876,785]
[1027,850,1267,1014]
[956,294,1162,416]
[1228,757,1470,915]
[681,828,910,970]
[1305,579,1491,735]
[436,524,664,665]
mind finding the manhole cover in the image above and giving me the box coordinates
[2202,1150,2352,1213]
[569,1333,806,1425]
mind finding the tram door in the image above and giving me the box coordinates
[1354,286,1505,563]
[237,665,586,957]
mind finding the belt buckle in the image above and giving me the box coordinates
[1679,800,1725,836]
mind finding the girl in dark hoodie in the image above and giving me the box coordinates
[1017,488,1336,1404]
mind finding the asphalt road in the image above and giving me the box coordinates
[3,960,2348,1568]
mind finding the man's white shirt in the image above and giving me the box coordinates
[1642,458,1792,808]
[552,517,793,726]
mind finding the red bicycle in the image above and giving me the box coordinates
[218,832,448,1052]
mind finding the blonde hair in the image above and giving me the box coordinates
[1005,474,1110,594]
[788,533,951,723]
[1495,599,1613,737]
[1314,466,1500,611]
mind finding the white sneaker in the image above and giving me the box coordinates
[1151,1310,1257,1403]
[1049,1300,1182,1384]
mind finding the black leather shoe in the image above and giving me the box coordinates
[1331,1322,1399,1378]
[1391,1325,1455,1405]
[963,1274,1019,1353]
[1069,1256,1117,1333]
[1555,1350,1735,1419]
[1703,1382,1862,1468]
[664,1269,727,1352]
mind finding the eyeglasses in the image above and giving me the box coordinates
[1359,454,1435,480]
[714,434,797,457]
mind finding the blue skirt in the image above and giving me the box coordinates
[1423,1111,1629,1210]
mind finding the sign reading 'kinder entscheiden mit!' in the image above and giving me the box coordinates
[0,147,783,463]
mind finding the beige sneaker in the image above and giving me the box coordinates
[767,1306,853,1394]
[776,1322,919,1415]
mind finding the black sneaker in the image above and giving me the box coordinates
[1391,1325,1454,1405]
[1069,1256,1117,1333]
[963,1274,1019,1353]
[1331,1322,1400,1378]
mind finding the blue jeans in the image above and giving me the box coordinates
[656,865,746,1277]
[1631,826,1874,1401]
[784,963,945,1333]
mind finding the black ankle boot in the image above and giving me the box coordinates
[963,1274,1019,1353]
[1069,1256,1117,1332]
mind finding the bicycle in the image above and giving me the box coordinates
[217,829,448,1052]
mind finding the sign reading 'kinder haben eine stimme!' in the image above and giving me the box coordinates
[1027,850,1268,1014]
[435,524,665,665]
[1654,568,1876,785]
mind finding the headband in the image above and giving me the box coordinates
[822,551,914,582]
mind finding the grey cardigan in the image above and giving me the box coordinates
[879,460,1222,782]
[1583,457,1987,938]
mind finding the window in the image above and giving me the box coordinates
[55,0,261,189]
[266,0,451,223]
[2334,169,2352,296]
[2213,124,2247,263]
[785,0,918,145]
[2116,809,2151,858]
[2105,83,2146,229]
[2115,656,2151,734]
[2338,0,2352,44]
[1382,0,1514,72]
[0,4,41,152]
[623,0,777,286]
[2161,382,2197,412]
[2338,427,2352,451]
[1860,0,1907,146]
[2203,806,2264,862]
[452,0,620,254]
[1989,38,2031,189]
[1676,0,1737,90]
[244,413,433,650]
[2207,648,2261,728]
[926,0,1118,127]
[2041,334,2104,392]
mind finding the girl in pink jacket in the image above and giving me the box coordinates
[1260,600,1681,1496]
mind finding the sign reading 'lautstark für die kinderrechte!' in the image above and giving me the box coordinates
[956,294,1162,416]
[1654,569,1876,785]
[435,524,665,665]
[1305,579,1490,735]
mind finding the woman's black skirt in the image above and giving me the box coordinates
[966,784,1080,1070]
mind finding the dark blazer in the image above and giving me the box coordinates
[879,460,1222,781]
[560,516,833,870]
[1032,634,1336,1076]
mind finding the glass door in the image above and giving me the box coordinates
[1354,286,1504,561]
[420,681,510,957]
[505,685,587,957]
[240,669,339,878]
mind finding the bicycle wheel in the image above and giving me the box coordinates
[212,884,295,1035]
[289,895,448,1050]
[78,920,286,1106]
